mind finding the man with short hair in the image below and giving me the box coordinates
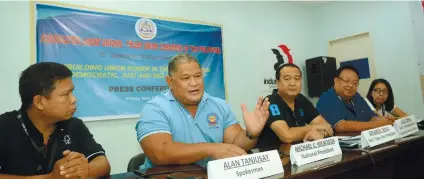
[316,65,393,132]
[136,53,270,170]
[0,62,110,179]
[256,62,333,149]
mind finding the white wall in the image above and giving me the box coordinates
[1,0,423,175]
[311,1,424,118]
[0,2,30,112]
[0,1,313,174]
[410,1,424,94]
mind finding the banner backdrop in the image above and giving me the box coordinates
[35,4,225,120]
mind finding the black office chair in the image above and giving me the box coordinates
[127,153,146,172]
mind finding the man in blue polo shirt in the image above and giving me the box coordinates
[135,53,270,170]
[316,65,393,132]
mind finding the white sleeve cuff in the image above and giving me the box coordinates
[86,151,105,160]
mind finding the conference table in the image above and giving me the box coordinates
[105,130,424,179]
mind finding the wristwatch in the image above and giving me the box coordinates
[246,130,259,140]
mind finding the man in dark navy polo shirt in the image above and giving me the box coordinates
[316,65,393,132]
[257,63,333,149]
[0,62,110,179]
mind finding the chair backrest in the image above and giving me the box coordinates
[127,153,146,172]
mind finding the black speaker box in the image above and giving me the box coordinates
[305,56,337,98]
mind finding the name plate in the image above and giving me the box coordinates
[394,115,419,138]
[360,125,399,148]
[289,137,342,166]
[207,150,283,179]
[291,154,342,174]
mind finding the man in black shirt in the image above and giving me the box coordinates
[0,62,110,179]
[257,63,333,149]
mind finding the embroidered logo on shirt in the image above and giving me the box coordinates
[63,135,71,145]
[207,113,218,126]
[299,108,304,117]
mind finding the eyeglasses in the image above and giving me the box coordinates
[373,88,388,95]
[337,77,359,87]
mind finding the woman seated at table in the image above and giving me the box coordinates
[365,78,407,119]
[256,61,333,149]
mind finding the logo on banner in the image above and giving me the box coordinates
[263,44,294,90]
[272,44,294,64]
[135,18,157,40]
[264,78,277,89]
[207,113,219,127]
